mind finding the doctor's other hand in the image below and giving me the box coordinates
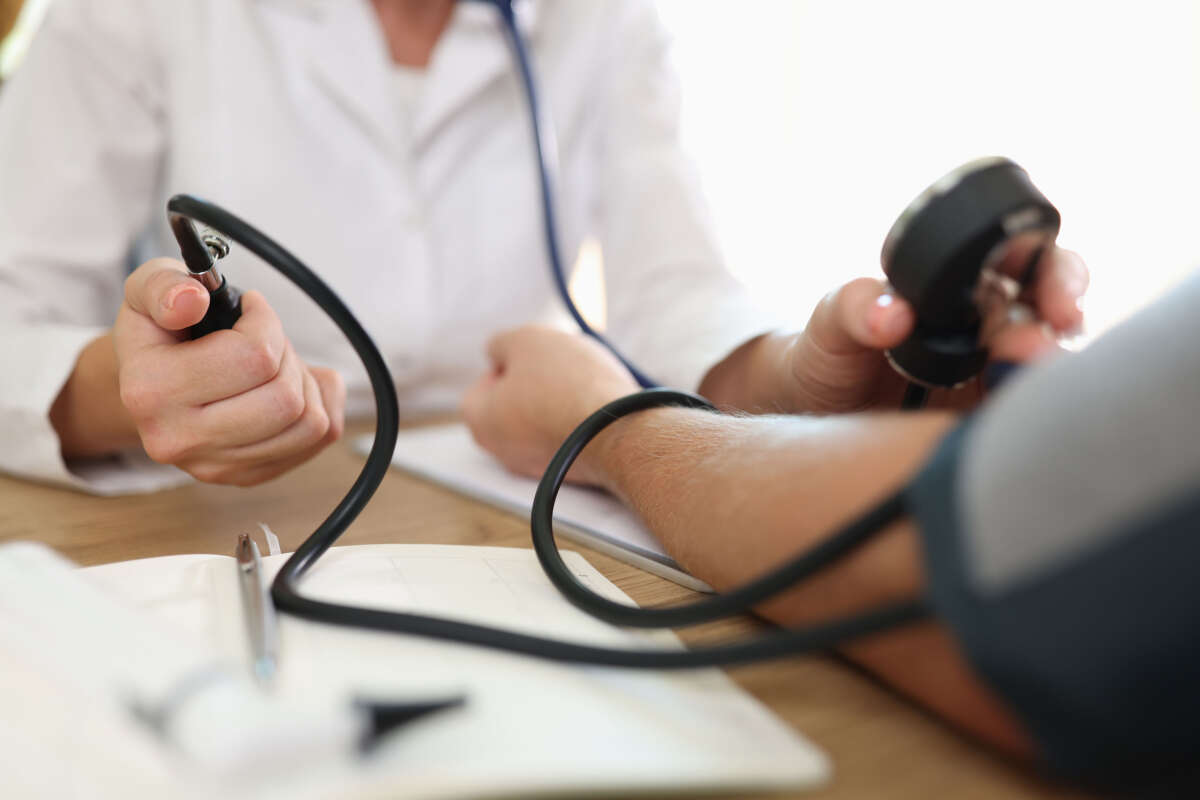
[52,259,345,486]
[701,247,1089,414]
[462,326,638,486]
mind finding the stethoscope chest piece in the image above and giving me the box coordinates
[880,157,1060,388]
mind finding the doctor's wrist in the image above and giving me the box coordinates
[50,333,140,459]
[698,330,802,414]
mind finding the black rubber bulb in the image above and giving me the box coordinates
[880,158,1060,388]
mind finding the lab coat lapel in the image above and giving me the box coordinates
[411,0,541,150]
[300,0,398,155]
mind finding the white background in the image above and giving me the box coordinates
[6,0,1199,338]
[656,0,1200,338]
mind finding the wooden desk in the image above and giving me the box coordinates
[0,423,1085,800]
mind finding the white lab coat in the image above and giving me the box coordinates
[0,0,774,494]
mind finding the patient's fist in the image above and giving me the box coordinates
[462,327,638,485]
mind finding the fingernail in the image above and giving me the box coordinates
[868,293,909,339]
[165,285,201,313]
[867,293,892,333]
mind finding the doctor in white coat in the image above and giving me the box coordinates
[0,0,1089,494]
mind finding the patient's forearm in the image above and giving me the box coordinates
[593,410,943,610]
[589,408,1033,757]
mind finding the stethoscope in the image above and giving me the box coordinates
[166,0,1061,669]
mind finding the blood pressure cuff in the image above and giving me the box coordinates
[907,272,1200,795]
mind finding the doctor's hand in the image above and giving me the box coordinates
[115,259,346,485]
[700,247,1089,414]
[462,326,638,487]
[52,259,346,485]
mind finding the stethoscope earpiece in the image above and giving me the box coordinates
[881,157,1060,388]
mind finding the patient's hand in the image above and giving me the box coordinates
[462,327,638,485]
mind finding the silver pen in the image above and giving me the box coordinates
[236,533,278,686]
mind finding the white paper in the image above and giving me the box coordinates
[73,544,829,799]
[355,426,712,592]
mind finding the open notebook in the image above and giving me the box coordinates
[355,425,712,592]
[2,543,828,799]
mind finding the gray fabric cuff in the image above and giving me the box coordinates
[909,419,1200,794]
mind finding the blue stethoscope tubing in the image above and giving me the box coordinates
[485,0,658,389]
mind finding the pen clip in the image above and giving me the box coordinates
[236,532,256,572]
[236,533,278,686]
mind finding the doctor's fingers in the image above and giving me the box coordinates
[137,342,309,465]
[187,372,342,485]
[981,302,1061,367]
[312,367,347,442]
[187,435,334,487]
[806,278,916,357]
[113,292,205,364]
[215,367,345,465]
[122,258,210,334]
[117,291,290,407]
[187,340,317,445]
